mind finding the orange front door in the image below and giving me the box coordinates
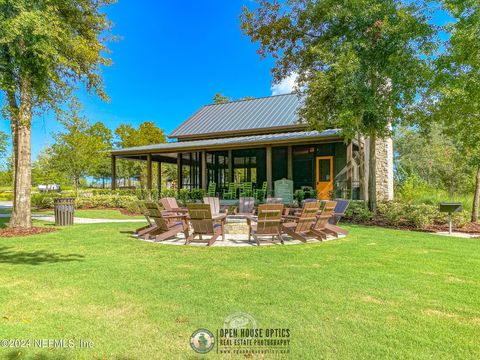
[316,156,333,199]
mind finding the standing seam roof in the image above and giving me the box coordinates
[169,93,304,138]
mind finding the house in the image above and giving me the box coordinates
[111,93,393,200]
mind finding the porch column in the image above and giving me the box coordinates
[201,151,207,190]
[177,153,182,192]
[266,146,272,193]
[146,154,152,195]
[287,145,293,180]
[157,162,162,194]
[228,150,233,183]
[111,155,116,190]
[346,141,353,198]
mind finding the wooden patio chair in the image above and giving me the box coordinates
[186,203,225,246]
[266,197,290,216]
[240,182,253,197]
[282,201,320,242]
[247,204,284,246]
[308,201,338,240]
[223,182,237,199]
[141,202,189,242]
[135,200,156,236]
[234,197,256,217]
[327,199,350,235]
[253,181,268,201]
[160,197,188,214]
[207,182,217,197]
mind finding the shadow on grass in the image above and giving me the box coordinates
[0,246,84,265]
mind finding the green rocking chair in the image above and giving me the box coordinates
[207,182,216,197]
[223,182,237,199]
[240,182,253,197]
[254,181,268,201]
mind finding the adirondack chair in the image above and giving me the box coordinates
[308,201,338,240]
[266,197,290,216]
[186,203,225,246]
[248,203,284,246]
[282,201,320,242]
[207,182,217,197]
[240,182,253,197]
[141,202,189,242]
[223,182,237,199]
[327,199,350,235]
[160,197,188,214]
[253,181,268,201]
[135,200,156,236]
[234,197,256,217]
[203,197,229,225]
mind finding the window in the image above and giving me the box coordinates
[272,147,288,182]
[232,149,265,187]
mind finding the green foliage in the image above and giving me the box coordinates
[178,189,190,204]
[241,0,436,140]
[345,201,375,222]
[0,0,114,109]
[397,175,473,212]
[50,106,112,192]
[190,189,206,201]
[294,189,304,203]
[377,202,470,228]
[212,93,233,104]
[32,147,68,186]
[395,126,474,196]
[114,121,168,188]
[0,131,7,158]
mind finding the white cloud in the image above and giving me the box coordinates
[271,73,298,95]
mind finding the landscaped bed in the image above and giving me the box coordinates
[0,221,479,359]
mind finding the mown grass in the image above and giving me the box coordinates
[0,223,479,359]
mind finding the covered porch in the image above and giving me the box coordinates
[111,130,361,200]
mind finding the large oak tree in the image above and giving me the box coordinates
[0,0,114,228]
[430,0,480,222]
[241,0,436,210]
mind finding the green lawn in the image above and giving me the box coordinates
[0,222,479,359]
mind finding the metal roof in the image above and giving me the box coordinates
[112,130,342,156]
[169,93,304,139]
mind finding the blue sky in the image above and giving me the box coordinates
[0,1,453,161]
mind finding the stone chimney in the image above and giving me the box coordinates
[364,135,394,201]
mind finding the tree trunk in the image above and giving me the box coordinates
[472,166,480,223]
[368,132,377,212]
[9,79,33,229]
[357,133,367,202]
[7,92,19,211]
[10,124,32,229]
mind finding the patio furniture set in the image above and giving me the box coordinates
[135,197,349,246]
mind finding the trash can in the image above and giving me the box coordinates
[54,197,75,226]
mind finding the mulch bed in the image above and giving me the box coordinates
[0,226,58,238]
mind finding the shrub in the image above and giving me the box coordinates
[178,189,190,205]
[191,189,206,201]
[294,190,304,203]
[345,201,374,222]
